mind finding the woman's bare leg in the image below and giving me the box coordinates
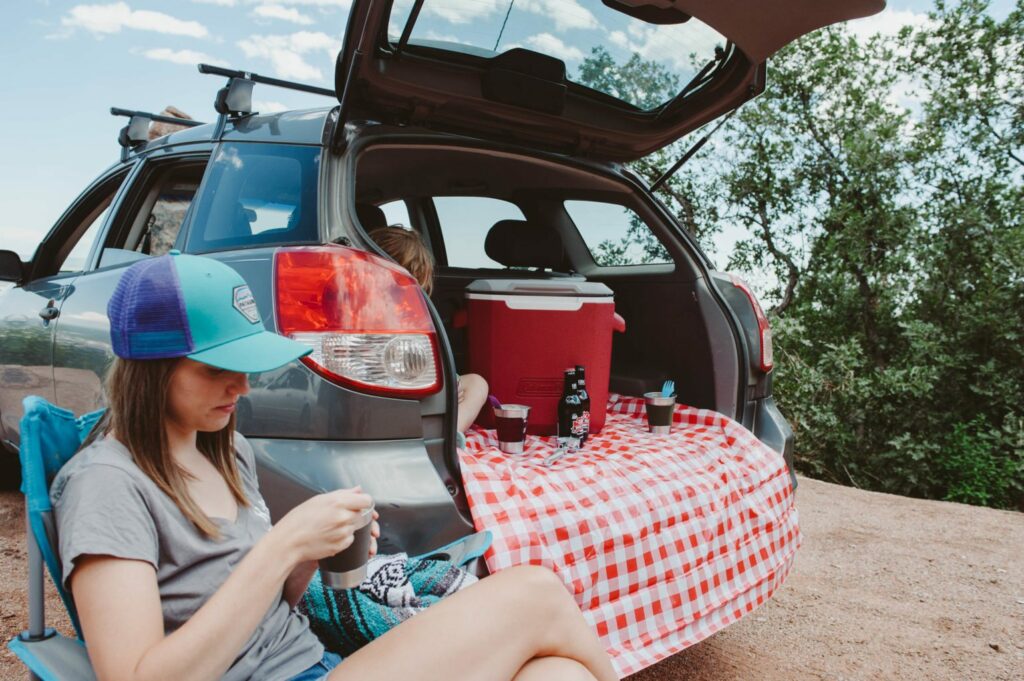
[511,657,597,681]
[457,373,488,433]
[328,565,616,681]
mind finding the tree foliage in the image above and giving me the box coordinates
[576,0,1024,509]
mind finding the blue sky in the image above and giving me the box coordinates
[1,0,1015,261]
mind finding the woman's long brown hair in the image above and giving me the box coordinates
[103,357,249,538]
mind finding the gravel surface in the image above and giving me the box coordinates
[2,475,1022,680]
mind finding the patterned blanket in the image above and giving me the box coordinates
[300,553,477,657]
[458,393,801,677]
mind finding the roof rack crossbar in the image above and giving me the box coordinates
[110,107,205,128]
[197,64,335,98]
[110,107,206,161]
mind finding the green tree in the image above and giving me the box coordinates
[577,2,1024,509]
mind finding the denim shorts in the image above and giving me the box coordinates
[288,651,343,681]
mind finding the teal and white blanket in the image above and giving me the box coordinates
[300,553,478,657]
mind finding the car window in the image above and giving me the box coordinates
[433,197,524,268]
[133,165,205,257]
[387,0,726,111]
[54,171,130,274]
[564,200,672,267]
[380,200,412,229]
[186,143,320,253]
[60,204,113,273]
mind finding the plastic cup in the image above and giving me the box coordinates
[318,504,375,590]
[643,392,676,434]
[494,404,530,454]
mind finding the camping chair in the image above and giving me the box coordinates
[8,396,102,681]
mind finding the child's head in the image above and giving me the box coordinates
[369,226,435,295]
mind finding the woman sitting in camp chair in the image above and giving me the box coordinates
[53,253,616,681]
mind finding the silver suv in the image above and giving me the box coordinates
[0,0,883,552]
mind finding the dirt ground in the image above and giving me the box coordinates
[1,475,1021,680]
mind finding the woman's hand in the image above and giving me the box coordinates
[369,510,380,557]
[268,487,374,566]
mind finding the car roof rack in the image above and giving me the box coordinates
[110,107,205,161]
[197,63,336,139]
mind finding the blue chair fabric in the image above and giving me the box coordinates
[17,396,105,639]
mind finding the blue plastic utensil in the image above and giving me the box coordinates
[487,394,503,410]
[661,380,675,398]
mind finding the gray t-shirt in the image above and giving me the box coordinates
[51,433,324,681]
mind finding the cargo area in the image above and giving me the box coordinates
[352,141,746,424]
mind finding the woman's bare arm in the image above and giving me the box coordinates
[73,533,295,681]
[72,488,372,681]
[283,560,318,608]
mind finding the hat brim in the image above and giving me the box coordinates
[187,330,312,373]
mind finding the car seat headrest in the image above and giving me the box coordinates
[356,203,387,231]
[484,220,566,270]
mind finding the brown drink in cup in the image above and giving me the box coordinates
[494,404,530,454]
[643,392,676,434]
[319,504,375,590]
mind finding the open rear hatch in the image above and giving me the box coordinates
[336,0,884,161]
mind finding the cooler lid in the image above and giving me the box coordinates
[466,279,613,298]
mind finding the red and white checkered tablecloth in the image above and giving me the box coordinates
[458,394,800,678]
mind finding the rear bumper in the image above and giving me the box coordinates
[751,396,797,492]
[248,436,476,556]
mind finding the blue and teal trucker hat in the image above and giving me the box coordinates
[108,251,311,372]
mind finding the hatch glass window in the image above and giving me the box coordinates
[185,143,320,253]
[387,0,727,110]
[565,200,671,267]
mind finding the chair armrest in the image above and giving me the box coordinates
[8,630,98,681]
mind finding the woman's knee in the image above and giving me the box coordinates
[498,566,575,615]
[462,373,487,395]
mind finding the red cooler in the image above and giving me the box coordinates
[464,279,625,435]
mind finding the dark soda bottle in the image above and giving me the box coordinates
[574,364,591,446]
[557,369,582,449]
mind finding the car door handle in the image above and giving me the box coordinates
[39,302,60,321]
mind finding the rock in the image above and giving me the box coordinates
[988,643,1001,652]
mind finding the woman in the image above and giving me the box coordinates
[368,225,488,435]
[53,252,616,681]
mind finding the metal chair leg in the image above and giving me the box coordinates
[26,507,44,681]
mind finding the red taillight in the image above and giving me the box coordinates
[275,245,442,397]
[729,274,774,373]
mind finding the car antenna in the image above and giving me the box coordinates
[197,63,336,139]
[110,107,205,162]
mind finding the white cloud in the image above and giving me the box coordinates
[608,30,628,49]
[253,4,314,25]
[255,99,290,113]
[847,9,932,42]
[237,31,341,81]
[61,3,209,38]
[191,0,237,6]
[524,33,583,62]
[422,0,504,25]
[612,19,723,71]
[143,47,217,65]
[261,0,351,6]
[519,0,598,32]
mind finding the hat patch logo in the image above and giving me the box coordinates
[233,285,260,324]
